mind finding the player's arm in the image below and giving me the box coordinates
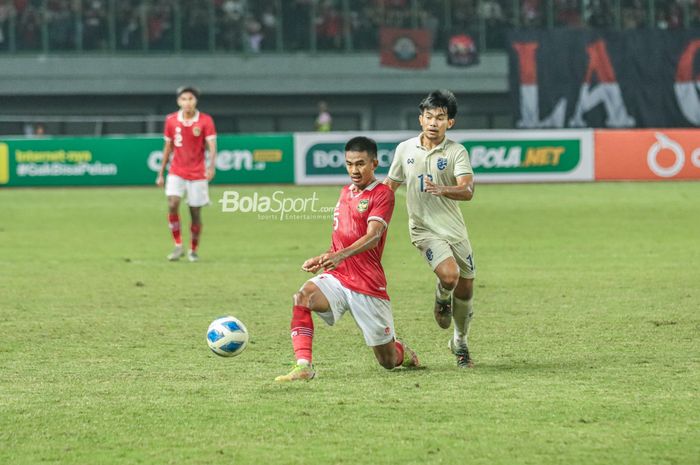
[206,137,217,181]
[320,220,386,271]
[382,178,402,192]
[156,139,173,187]
[424,174,474,201]
[383,146,404,192]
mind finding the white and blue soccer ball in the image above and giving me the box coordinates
[206,316,249,357]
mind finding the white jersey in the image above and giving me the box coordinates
[387,135,473,244]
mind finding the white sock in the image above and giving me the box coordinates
[296,359,310,366]
[436,280,453,302]
[452,296,473,347]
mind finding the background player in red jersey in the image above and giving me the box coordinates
[275,136,420,382]
[156,86,217,262]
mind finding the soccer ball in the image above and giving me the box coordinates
[206,316,249,357]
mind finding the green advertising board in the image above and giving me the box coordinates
[294,130,593,184]
[294,132,414,184]
[303,141,397,176]
[0,134,294,187]
[463,139,581,173]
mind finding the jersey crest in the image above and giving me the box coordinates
[357,199,369,212]
[192,126,201,137]
[437,157,448,170]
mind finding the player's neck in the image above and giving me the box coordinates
[352,177,376,191]
[420,133,445,151]
[182,109,197,120]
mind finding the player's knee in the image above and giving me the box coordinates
[378,357,396,370]
[293,289,311,307]
[439,273,459,291]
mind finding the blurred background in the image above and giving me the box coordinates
[2,0,699,137]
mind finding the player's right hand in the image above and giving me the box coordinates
[301,257,323,273]
[156,174,164,187]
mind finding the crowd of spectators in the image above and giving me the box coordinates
[0,0,698,53]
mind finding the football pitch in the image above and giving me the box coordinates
[1,182,698,465]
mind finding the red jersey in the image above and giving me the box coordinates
[329,180,395,300]
[163,110,217,180]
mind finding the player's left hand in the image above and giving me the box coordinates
[424,179,445,196]
[301,256,323,273]
[320,252,344,271]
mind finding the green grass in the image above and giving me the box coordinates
[1,182,698,465]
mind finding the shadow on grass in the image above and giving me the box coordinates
[415,358,595,375]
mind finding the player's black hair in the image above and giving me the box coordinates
[176,86,200,99]
[419,89,458,119]
[345,136,378,160]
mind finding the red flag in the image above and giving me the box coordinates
[447,34,480,67]
[380,28,431,69]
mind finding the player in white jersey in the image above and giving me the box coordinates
[383,90,477,368]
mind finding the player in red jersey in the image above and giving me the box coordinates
[275,136,420,382]
[156,86,217,262]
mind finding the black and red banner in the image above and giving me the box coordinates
[380,28,431,69]
[508,29,700,128]
[447,34,480,67]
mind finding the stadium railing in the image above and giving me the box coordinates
[0,0,697,56]
[0,114,165,137]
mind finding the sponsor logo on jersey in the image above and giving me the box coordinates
[193,126,201,137]
[357,199,369,212]
[437,158,448,170]
[384,326,391,335]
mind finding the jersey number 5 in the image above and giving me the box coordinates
[333,206,340,230]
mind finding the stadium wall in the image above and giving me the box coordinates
[0,53,513,135]
[0,54,508,96]
[1,129,698,187]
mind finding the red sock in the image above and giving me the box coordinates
[291,305,314,363]
[168,214,181,246]
[394,339,405,366]
[190,223,202,252]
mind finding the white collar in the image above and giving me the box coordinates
[415,134,448,153]
[178,110,200,125]
[349,179,379,195]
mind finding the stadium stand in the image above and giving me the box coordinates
[0,0,698,135]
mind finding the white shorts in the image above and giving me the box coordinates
[413,237,476,279]
[308,273,395,347]
[165,174,210,207]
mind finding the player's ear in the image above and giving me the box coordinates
[447,118,455,129]
[372,158,379,169]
